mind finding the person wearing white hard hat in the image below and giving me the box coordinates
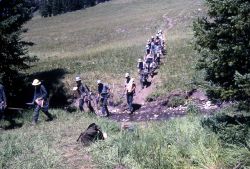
[137,58,146,73]
[124,73,136,114]
[97,80,110,117]
[31,79,53,124]
[74,76,91,112]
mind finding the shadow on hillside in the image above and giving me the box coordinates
[27,68,70,108]
[1,68,70,130]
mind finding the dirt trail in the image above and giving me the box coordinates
[133,75,158,105]
[132,15,174,106]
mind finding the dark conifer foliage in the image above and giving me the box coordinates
[0,0,37,84]
[39,0,110,17]
[193,0,250,108]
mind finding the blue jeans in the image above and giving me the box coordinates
[126,93,133,113]
[79,98,85,111]
[101,94,109,116]
[33,102,52,123]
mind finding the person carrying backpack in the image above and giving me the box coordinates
[97,80,110,117]
[74,76,92,112]
[124,73,136,114]
[31,79,53,125]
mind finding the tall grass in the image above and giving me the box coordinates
[1,109,248,169]
[87,114,249,169]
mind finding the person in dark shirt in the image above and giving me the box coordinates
[97,80,110,117]
[75,76,90,112]
[31,79,53,124]
[0,83,7,120]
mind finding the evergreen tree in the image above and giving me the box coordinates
[193,0,250,108]
[0,0,36,87]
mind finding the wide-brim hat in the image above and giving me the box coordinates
[32,79,41,86]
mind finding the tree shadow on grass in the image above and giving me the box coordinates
[1,68,70,130]
[27,68,69,108]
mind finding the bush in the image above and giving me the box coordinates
[201,113,250,148]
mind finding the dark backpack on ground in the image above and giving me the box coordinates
[77,123,104,145]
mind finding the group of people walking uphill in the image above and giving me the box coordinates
[0,30,164,124]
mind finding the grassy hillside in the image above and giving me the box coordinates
[1,0,249,169]
[23,0,202,92]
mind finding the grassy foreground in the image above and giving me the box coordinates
[0,108,249,169]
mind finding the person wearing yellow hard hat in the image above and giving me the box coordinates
[31,79,53,125]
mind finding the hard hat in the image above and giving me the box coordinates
[151,36,154,39]
[97,80,101,84]
[125,73,130,78]
[138,58,142,62]
[75,76,81,82]
[32,79,41,86]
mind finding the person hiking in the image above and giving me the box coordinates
[124,73,136,114]
[97,80,110,117]
[137,58,146,73]
[145,44,151,55]
[158,30,165,51]
[31,79,53,125]
[145,53,154,73]
[139,69,149,89]
[74,76,92,112]
[146,39,151,54]
[0,83,7,120]
[150,36,156,55]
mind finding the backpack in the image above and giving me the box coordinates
[77,123,104,145]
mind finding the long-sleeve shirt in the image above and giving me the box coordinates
[77,83,90,98]
[0,84,6,103]
[98,83,104,94]
[32,85,48,103]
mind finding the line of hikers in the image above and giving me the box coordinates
[137,30,165,89]
[0,30,164,124]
